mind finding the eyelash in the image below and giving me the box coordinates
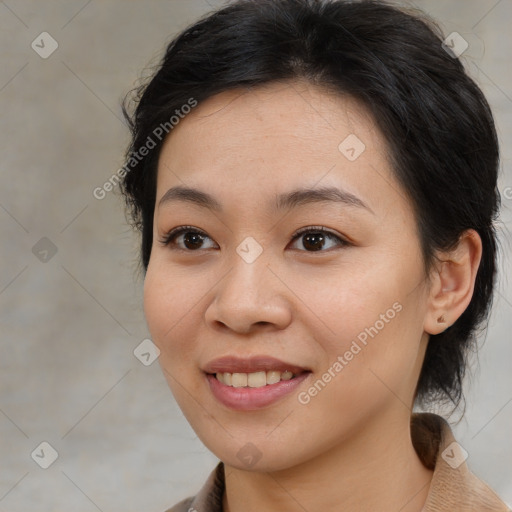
[157,225,350,252]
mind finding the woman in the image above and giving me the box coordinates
[120,0,510,510]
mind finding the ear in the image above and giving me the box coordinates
[424,229,482,335]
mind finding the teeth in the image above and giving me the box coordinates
[247,371,266,388]
[215,370,298,388]
[266,370,281,385]
[231,373,247,388]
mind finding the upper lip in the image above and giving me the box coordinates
[203,356,310,374]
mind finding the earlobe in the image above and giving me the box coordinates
[424,230,482,335]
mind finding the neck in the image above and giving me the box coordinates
[222,410,433,512]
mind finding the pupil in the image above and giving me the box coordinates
[304,233,324,251]
[184,232,203,249]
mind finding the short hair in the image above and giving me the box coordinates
[120,0,501,408]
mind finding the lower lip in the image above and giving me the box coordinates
[205,372,311,410]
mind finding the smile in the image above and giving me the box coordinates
[203,355,312,410]
[215,370,297,388]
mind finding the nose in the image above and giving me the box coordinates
[204,251,293,335]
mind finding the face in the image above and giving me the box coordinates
[144,81,432,472]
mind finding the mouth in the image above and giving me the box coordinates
[203,355,310,380]
[208,369,308,388]
[203,355,312,410]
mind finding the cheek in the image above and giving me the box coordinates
[143,263,209,420]
[308,260,426,398]
[303,262,402,344]
[143,260,203,368]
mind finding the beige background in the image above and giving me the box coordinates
[1,1,511,510]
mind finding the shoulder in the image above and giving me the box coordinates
[413,413,511,511]
[163,495,194,512]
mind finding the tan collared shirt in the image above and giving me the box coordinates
[165,413,510,511]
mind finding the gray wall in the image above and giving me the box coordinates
[1,1,511,510]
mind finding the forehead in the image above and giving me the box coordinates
[155,80,404,217]
[161,81,382,156]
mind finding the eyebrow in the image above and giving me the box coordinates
[157,185,374,214]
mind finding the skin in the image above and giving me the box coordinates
[143,80,482,512]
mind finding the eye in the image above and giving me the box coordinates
[158,225,349,253]
[158,225,217,251]
[288,226,350,252]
